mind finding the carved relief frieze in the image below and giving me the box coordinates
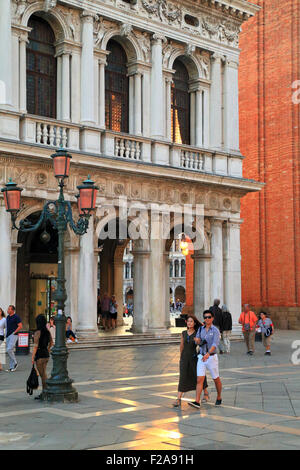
[141,0,181,25]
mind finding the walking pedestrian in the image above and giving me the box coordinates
[46,316,56,345]
[220,305,232,354]
[101,293,111,331]
[109,295,118,329]
[0,308,6,372]
[258,312,274,356]
[209,299,223,330]
[31,314,53,399]
[239,304,258,355]
[5,305,22,372]
[188,310,222,409]
[173,315,210,407]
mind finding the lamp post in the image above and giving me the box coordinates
[1,149,98,402]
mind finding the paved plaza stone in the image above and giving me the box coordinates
[0,330,300,450]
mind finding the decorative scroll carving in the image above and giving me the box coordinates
[141,0,181,24]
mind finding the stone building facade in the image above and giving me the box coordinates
[239,0,300,329]
[0,0,261,337]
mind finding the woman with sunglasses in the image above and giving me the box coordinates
[173,314,209,407]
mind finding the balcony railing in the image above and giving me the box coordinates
[115,137,142,160]
[1,113,242,178]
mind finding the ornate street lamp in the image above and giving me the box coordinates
[180,234,189,256]
[1,149,99,403]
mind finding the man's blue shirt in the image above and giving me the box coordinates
[196,324,220,354]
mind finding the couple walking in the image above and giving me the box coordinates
[173,311,222,409]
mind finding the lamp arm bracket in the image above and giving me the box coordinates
[64,201,90,235]
[11,201,58,232]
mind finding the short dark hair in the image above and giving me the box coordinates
[203,309,214,318]
[9,305,16,312]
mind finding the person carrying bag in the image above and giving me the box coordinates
[239,304,258,355]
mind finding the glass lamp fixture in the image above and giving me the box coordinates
[77,176,99,215]
[51,148,72,179]
[1,178,23,213]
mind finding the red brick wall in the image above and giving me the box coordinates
[239,0,300,328]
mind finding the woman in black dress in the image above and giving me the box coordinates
[173,314,209,407]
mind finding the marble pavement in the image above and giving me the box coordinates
[0,330,299,450]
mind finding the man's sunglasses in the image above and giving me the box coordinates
[203,315,212,319]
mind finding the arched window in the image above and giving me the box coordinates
[171,60,190,145]
[174,259,179,277]
[131,262,134,279]
[169,262,173,278]
[26,16,56,118]
[181,259,186,277]
[105,40,129,133]
[125,262,130,279]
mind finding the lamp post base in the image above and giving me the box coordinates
[41,387,78,403]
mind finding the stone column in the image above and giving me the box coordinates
[19,34,28,113]
[210,53,223,149]
[77,217,98,338]
[71,49,81,123]
[147,214,169,333]
[129,75,135,134]
[223,58,240,152]
[193,252,211,321]
[11,243,21,308]
[223,219,242,328]
[195,89,203,147]
[80,12,95,125]
[65,246,79,329]
[11,30,19,111]
[131,246,150,333]
[203,87,210,148]
[190,91,196,146]
[134,72,142,136]
[210,218,224,304]
[0,0,12,108]
[163,252,171,328]
[61,52,71,121]
[150,34,166,139]
[142,70,151,137]
[99,59,106,128]
[113,259,125,327]
[0,201,12,311]
[165,76,172,141]
[56,55,62,120]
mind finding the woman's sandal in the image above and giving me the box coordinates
[203,392,210,402]
[172,398,181,408]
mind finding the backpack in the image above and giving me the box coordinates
[26,365,39,395]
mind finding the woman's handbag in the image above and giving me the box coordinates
[26,365,39,395]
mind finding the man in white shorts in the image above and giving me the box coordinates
[188,310,222,409]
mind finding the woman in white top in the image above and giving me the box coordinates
[0,308,6,372]
[46,316,56,346]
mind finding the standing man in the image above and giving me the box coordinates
[6,305,22,372]
[239,304,258,356]
[188,310,222,409]
[220,305,232,354]
[209,299,223,353]
[209,299,222,330]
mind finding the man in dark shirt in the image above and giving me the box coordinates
[209,299,223,353]
[209,299,223,330]
[6,305,22,372]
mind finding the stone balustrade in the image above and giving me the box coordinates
[115,137,142,160]
[180,149,204,171]
[1,112,243,178]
